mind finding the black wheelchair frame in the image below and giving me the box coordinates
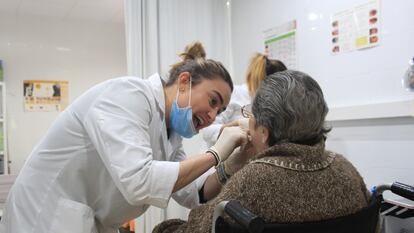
[212,182,414,233]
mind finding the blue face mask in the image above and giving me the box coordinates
[169,77,198,138]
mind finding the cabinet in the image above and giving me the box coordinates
[0,82,8,174]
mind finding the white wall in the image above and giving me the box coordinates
[158,0,232,76]
[327,117,414,189]
[0,13,126,173]
[231,0,414,198]
[231,0,414,106]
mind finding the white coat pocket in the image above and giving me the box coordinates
[49,198,97,233]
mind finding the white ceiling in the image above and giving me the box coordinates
[0,0,124,23]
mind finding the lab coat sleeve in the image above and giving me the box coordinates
[169,146,215,209]
[83,79,179,208]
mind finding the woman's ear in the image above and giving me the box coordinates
[177,72,191,91]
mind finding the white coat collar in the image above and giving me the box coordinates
[147,73,183,151]
[147,73,166,116]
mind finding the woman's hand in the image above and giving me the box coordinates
[217,118,249,138]
[211,127,248,162]
[223,133,256,175]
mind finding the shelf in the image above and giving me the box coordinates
[326,99,414,122]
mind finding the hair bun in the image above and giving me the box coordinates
[180,41,206,61]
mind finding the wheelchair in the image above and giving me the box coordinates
[212,182,414,233]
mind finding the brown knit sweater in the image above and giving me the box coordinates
[153,142,370,233]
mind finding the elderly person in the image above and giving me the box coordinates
[153,70,370,233]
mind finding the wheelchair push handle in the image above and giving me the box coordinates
[225,200,264,233]
[391,182,414,201]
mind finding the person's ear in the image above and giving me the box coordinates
[260,126,269,144]
[177,72,191,92]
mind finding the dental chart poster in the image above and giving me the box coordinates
[331,0,380,54]
[263,20,297,69]
[23,80,69,112]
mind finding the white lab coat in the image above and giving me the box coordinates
[0,74,207,233]
[200,84,251,150]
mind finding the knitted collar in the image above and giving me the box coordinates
[250,141,336,172]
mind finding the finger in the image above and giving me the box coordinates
[237,131,249,145]
[230,120,240,127]
[237,118,249,130]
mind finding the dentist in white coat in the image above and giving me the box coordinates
[0,42,247,233]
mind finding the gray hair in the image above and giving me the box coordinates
[252,70,330,146]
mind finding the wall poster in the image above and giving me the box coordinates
[331,0,380,54]
[23,80,69,112]
[263,20,297,69]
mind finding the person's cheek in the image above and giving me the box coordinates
[248,118,254,131]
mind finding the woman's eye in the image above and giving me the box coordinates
[209,97,218,107]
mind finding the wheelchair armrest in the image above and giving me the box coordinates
[212,200,264,233]
[391,182,414,201]
[212,201,229,233]
[374,182,414,201]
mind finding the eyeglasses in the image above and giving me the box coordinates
[241,104,253,118]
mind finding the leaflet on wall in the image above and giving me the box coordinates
[263,20,297,69]
[331,0,380,54]
[23,80,69,112]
